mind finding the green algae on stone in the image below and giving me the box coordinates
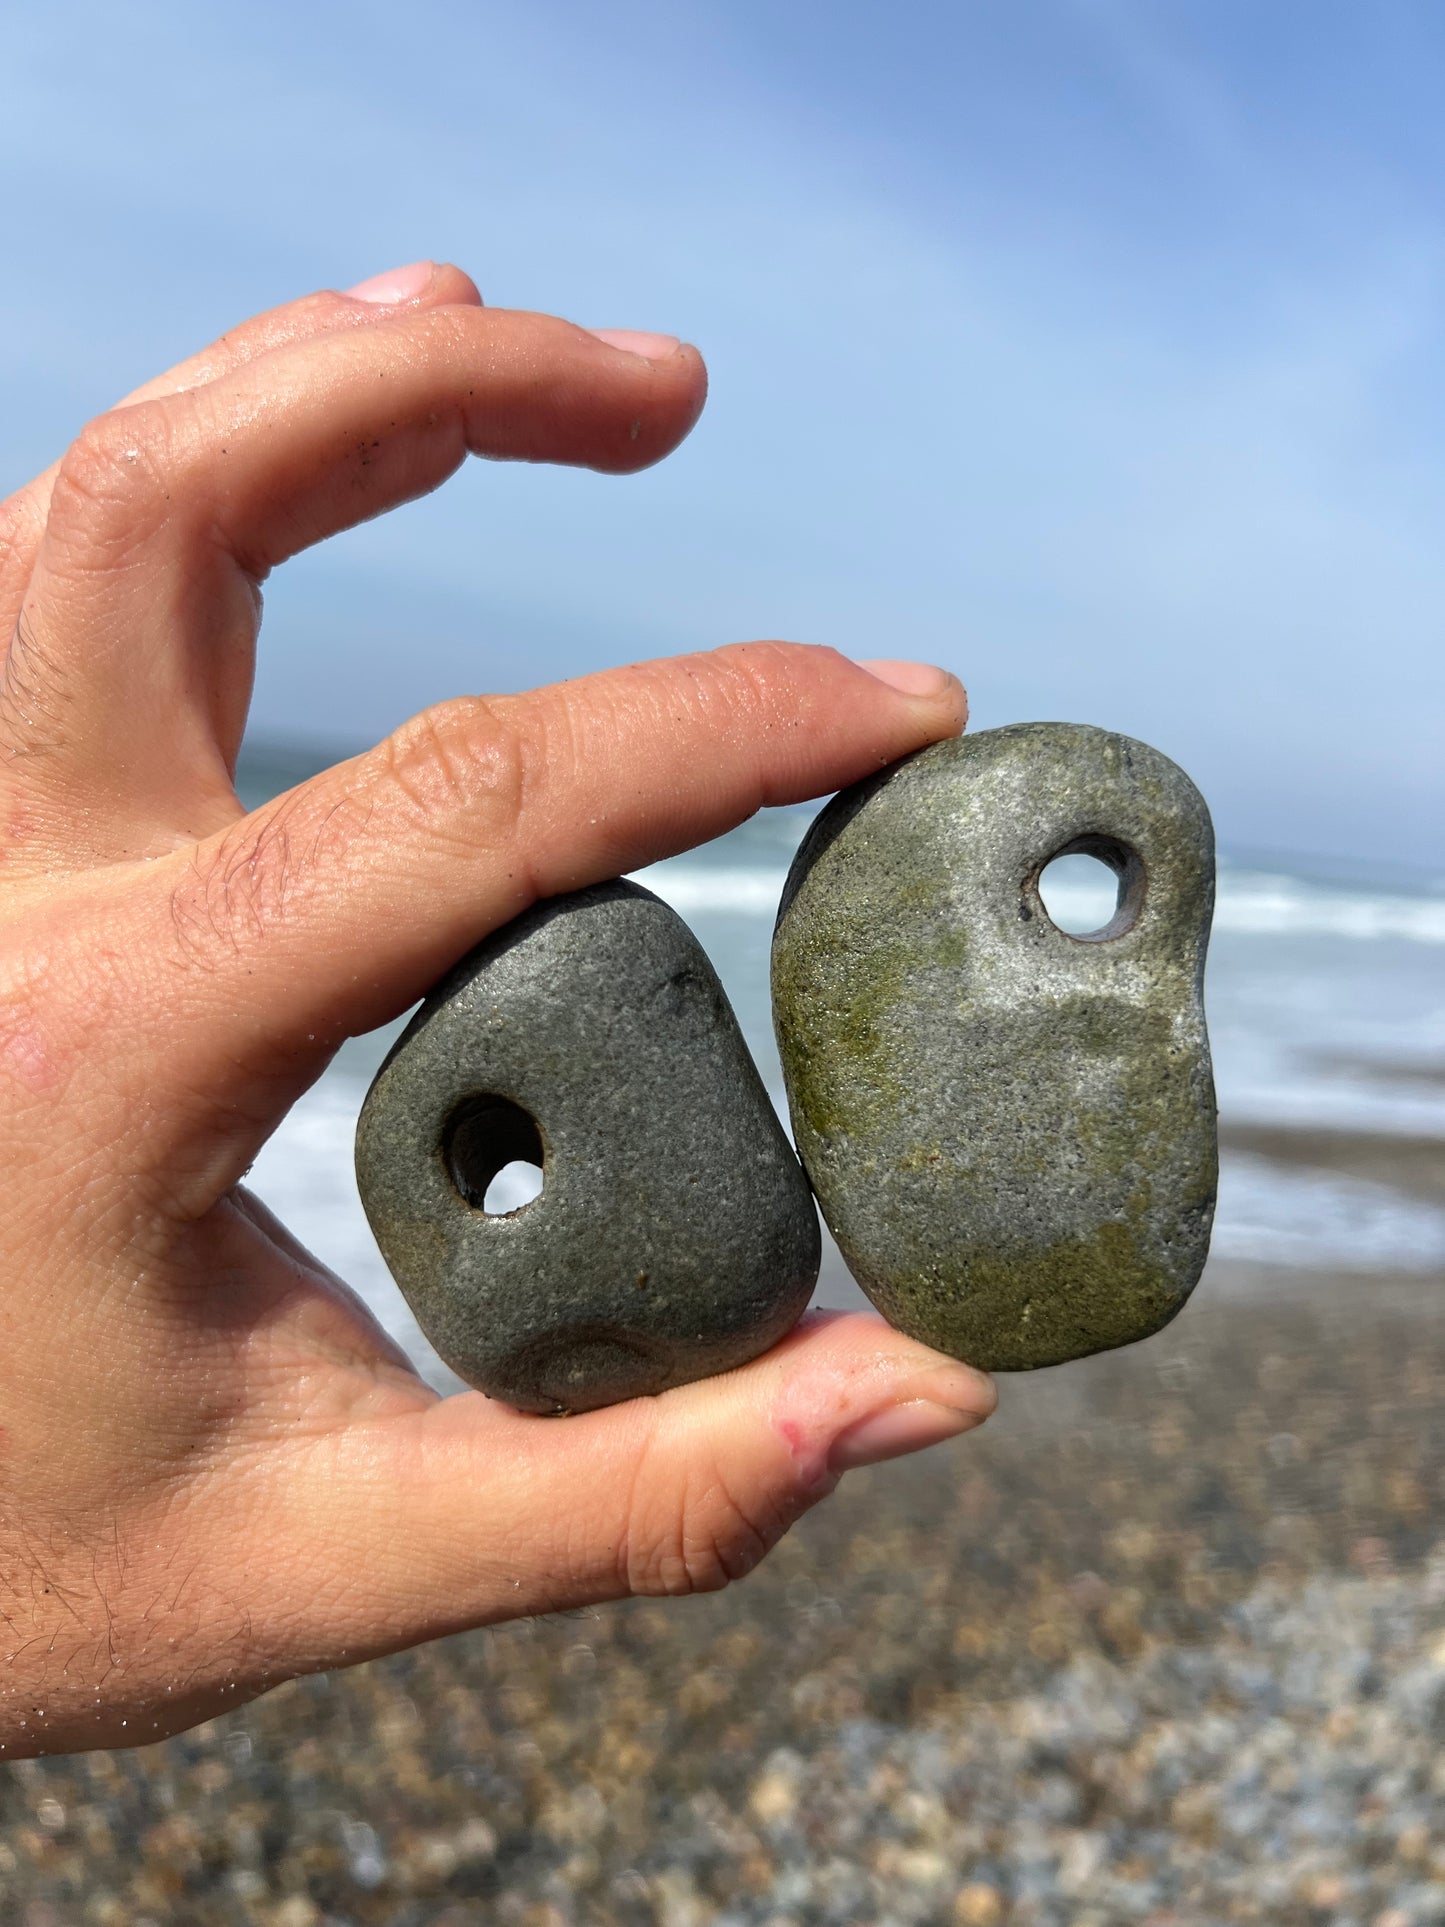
[357,879,820,1413]
[772,723,1217,1371]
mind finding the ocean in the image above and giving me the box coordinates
[238,741,1445,1383]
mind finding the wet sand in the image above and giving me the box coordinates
[1220,1120,1445,1205]
[3,1133,1444,1924]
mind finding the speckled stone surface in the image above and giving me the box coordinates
[356,879,820,1413]
[772,723,1217,1371]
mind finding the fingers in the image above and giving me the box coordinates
[0,262,482,642]
[118,643,963,1194]
[7,302,699,858]
[209,642,962,1020]
[239,1312,997,1668]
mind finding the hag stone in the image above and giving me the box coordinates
[772,723,1217,1371]
[356,878,820,1413]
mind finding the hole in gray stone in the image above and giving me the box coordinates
[1035,835,1145,941]
[483,1160,544,1215]
[444,1095,545,1215]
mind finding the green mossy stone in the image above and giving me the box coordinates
[772,723,1217,1371]
[357,880,820,1414]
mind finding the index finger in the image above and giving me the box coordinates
[113,643,965,1200]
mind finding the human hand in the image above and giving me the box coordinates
[0,262,993,1758]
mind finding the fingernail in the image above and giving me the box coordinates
[587,328,682,361]
[856,658,953,698]
[345,261,435,304]
[827,1399,977,1473]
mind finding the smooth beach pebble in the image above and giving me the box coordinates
[772,723,1217,1371]
[356,879,820,1413]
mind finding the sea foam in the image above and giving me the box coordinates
[636,859,1445,945]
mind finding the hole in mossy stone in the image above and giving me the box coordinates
[444,1095,545,1214]
[1035,835,1145,941]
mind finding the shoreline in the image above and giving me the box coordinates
[1219,1118,1445,1205]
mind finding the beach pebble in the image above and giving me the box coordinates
[772,723,1217,1370]
[356,879,819,1412]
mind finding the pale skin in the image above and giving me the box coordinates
[0,259,995,1759]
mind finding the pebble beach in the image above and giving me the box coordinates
[5,1202,1445,1924]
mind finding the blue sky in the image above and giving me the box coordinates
[3,0,1443,867]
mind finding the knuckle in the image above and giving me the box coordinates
[372,696,534,854]
[49,402,181,552]
[686,641,820,728]
[733,637,833,696]
[623,1447,793,1598]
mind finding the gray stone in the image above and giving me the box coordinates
[356,879,820,1413]
[772,723,1217,1370]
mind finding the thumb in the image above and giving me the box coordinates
[243,1312,996,1670]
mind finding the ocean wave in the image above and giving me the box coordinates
[636,862,1445,944]
[245,1071,1445,1390]
[247,1079,457,1388]
[635,864,790,917]
[1213,1152,1445,1273]
[1213,876,1445,944]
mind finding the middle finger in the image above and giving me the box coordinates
[5,307,705,865]
[0,262,483,642]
